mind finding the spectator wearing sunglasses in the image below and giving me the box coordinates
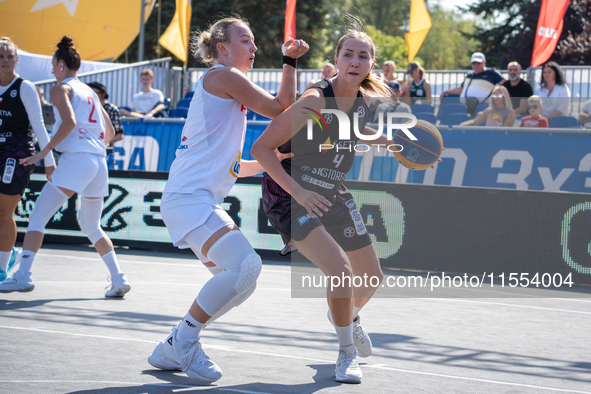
[461,85,515,127]
[520,96,549,128]
[441,52,505,116]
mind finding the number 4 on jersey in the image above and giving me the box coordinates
[333,154,344,168]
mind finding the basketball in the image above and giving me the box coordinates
[393,119,443,170]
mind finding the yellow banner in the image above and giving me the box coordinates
[158,0,192,64]
[404,0,431,62]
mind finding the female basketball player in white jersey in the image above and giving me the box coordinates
[0,36,130,297]
[146,17,308,384]
[251,20,392,383]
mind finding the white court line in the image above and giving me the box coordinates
[430,299,591,315]
[0,381,272,394]
[29,281,291,291]
[36,252,291,273]
[0,324,589,393]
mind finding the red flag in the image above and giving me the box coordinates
[284,0,297,42]
[531,0,570,67]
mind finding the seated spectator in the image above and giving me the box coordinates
[401,61,431,104]
[120,68,167,118]
[381,60,400,85]
[441,52,505,116]
[502,61,533,115]
[460,85,515,127]
[519,95,549,128]
[87,81,125,144]
[535,61,570,120]
[578,98,591,128]
[305,63,336,89]
[371,81,410,123]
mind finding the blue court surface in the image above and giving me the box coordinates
[1,243,590,393]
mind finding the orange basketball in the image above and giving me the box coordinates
[393,119,443,170]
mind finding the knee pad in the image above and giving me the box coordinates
[79,197,106,244]
[206,231,262,295]
[27,183,69,233]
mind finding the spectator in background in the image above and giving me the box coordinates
[441,52,505,116]
[305,63,336,89]
[578,98,591,128]
[535,61,570,120]
[519,95,549,128]
[460,85,515,127]
[87,81,124,145]
[502,61,533,115]
[120,69,166,118]
[401,61,431,104]
[381,60,398,84]
[35,85,50,106]
[371,81,410,123]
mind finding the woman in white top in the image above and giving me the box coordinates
[0,36,130,298]
[0,37,56,282]
[146,17,308,384]
[535,61,570,120]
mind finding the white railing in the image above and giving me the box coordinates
[34,58,174,109]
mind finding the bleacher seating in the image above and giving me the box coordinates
[549,115,582,128]
[176,98,191,108]
[411,103,434,114]
[439,103,467,120]
[184,91,194,100]
[414,112,437,124]
[474,103,488,116]
[441,112,471,127]
[169,107,189,118]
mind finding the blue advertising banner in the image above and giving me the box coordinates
[116,120,591,193]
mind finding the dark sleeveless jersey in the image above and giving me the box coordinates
[278,79,371,198]
[0,78,34,155]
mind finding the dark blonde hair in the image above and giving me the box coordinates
[140,69,154,78]
[192,16,249,64]
[334,19,390,97]
[0,37,17,56]
[54,36,81,71]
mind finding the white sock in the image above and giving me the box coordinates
[0,250,12,272]
[101,251,122,277]
[353,306,363,320]
[334,322,356,353]
[176,312,205,341]
[18,250,36,273]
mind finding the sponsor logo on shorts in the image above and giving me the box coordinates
[344,227,355,237]
[297,214,312,225]
[345,199,367,235]
[302,174,334,189]
[10,90,17,98]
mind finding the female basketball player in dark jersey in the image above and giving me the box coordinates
[251,23,394,384]
[0,37,56,282]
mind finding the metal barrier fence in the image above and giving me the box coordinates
[527,66,591,115]
[34,58,174,109]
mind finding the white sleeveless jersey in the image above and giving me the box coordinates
[53,77,107,155]
[164,65,248,205]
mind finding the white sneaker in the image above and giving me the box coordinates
[148,327,182,371]
[0,271,34,293]
[172,334,222,384]
[105,273,131,297]
[353,315,372,358]
[335,348,362,384]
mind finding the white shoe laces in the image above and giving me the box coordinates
[353,320,366,343]
[337,350,359,369]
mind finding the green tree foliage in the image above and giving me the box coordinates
[364,25,408,68]
[461,0,591,67]
[125,0,331,68]
[351,0,410,37]
[416,3,480,70]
